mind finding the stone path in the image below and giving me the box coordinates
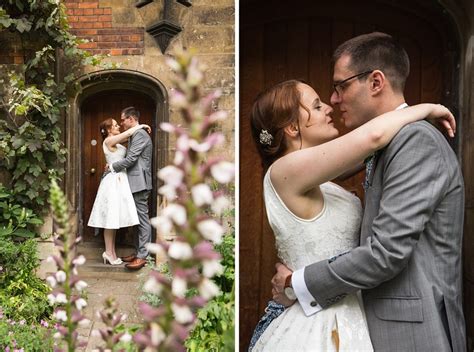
[75,242,148,351]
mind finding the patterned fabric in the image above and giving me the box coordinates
[250,168,373,351]
[248,301,285,352]
[88,143,139,229]
[363,153,375,191]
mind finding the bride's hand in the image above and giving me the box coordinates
[140,124,152,134]
[271,263,296,307]
[425,104,455,138]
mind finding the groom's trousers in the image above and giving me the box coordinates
[133,190,151,259]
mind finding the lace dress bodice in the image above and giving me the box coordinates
[104,143,127,165]
[263,168,363,271]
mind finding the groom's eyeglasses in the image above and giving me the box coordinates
[333,70,373,96]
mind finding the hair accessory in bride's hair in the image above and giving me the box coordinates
[259,129,273,146]
[100,128,106,135]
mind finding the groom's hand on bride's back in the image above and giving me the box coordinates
[271,263,295,307]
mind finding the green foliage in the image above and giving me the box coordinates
[0,238,52,323]
[185,220,236,351]
[185,291,235,352]
[0,0,108,214]
[0,318,54,352]
[0,183,43,239]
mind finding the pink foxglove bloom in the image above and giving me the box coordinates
[199,278,221,300]
[211,161,235,184]
[146,243,165,256]
[177,134,190,152]
[168,241,193,260]
[150,215,173,235]
[55,293,68,304]
[55,270,66,283]
[75,280,88,291]
[170,90,188,108]
[46,276,57,288]
[171,303,194,324]
[165,57,181,71]
[73,255,86,265]
[75,298,87,310]
[197,219,224,244]
[209,110,227,123]
[191,183,213,206]
[120,332,132,342]
[151,323,166,346]
[53,310,67,322]
[160,122,176,133]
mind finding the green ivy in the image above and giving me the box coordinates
[0,0,111,215]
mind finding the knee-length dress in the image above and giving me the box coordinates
[252,167,373,351]
[87,143,139,229]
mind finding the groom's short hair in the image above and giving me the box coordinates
[122,106,140,122]
[333,32,410,93]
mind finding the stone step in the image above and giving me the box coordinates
[77,241,135,260]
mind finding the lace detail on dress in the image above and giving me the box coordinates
[251,167,373,352]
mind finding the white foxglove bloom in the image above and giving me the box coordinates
[120,332,132,343]
[199,278,221,300]
[91,329,101,337]
[187,60,204,86]
[73,255,86,266]
[163,204,187,226]
[158,184,177,201]
[202,259,224,278]
[143,277,163,295]
[211,195,230,216]
[168,241,193,260]
[146,243,165,256]
[189,139,211,153]
[158,165,184,187]
[47,293,56,305]
[191,183,213,206]
[75,298,87,310]
[53,332,61,339]
[171,303,193,324]
[78,318,90,327]
[197,219,224,244]
[170,90,188,109]
[55,293,67,304]
[150,216,173,235]
[46,276,57,288]
[172,277,187,298]
[46,256,55,263]
[159,122,175,133]
[177,135,190,151]
[54,310,67,322]
[209,110,227,122]
[211,161,234,184]
[165,57,181,71]
[150,323,166,346]
[75,280,88,291]
[174,150,185,165]
[55,271,66,283]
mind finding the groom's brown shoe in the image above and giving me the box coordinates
[125,258,146,270]
[121,254,136,263]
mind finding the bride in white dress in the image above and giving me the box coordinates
[88,118,150,265]
[248,80,455,351]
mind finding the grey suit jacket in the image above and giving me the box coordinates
[112,128,152,193]
[304,121,466,351]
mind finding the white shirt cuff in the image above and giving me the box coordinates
[292,267,323,316]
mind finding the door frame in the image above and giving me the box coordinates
[65,69,169,239]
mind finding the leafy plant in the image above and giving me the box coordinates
[0,183,43,239]
[0,317,54,352]
[0,238,52,323]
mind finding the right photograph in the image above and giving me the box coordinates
[239,1,474,351]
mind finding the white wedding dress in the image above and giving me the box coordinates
[252,167,373,351]
[87,143,139,229]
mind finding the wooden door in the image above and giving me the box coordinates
[81,90,155,242]
[239,0,457,349]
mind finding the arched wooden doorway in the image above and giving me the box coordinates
[239,0,461,349]
[81,90,155,242]
[65,70,169,243]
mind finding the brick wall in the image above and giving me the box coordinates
[65,0,144,56]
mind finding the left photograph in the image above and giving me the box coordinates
[0,0,235,351]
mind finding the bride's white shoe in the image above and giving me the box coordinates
[102,252,123,265]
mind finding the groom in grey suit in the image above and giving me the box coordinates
[112,106,153,270]
[272,33,466,351]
